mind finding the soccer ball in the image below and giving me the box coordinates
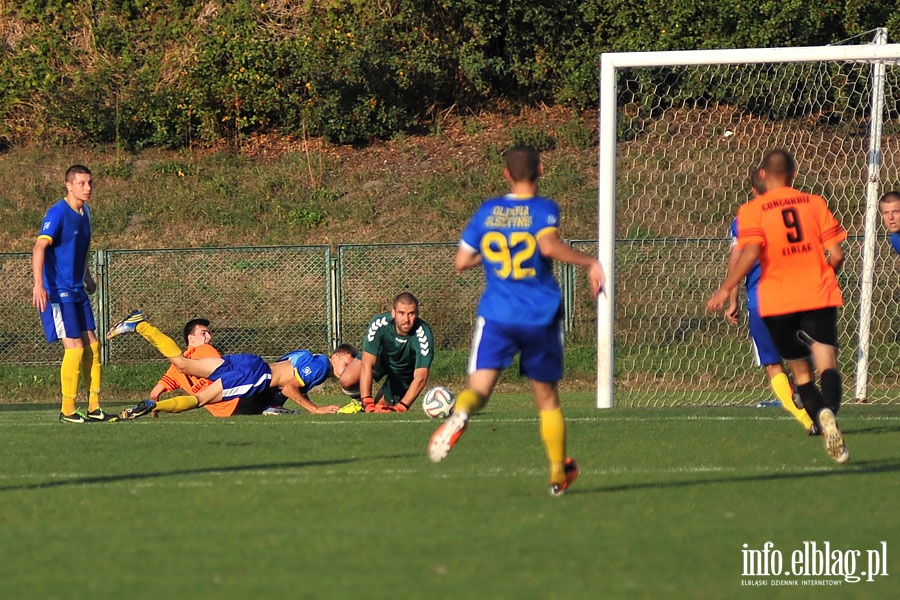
[422,386,455,419]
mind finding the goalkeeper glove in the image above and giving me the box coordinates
[389,402,409,413]
[362,396,376,413]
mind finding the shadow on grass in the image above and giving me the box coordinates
[0,455,413,493]
[0,403,57,413]
[844,423,900,435]
[575,458,900,496]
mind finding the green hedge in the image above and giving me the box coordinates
[1,0,899,148]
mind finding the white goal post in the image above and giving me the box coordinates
[597,32,900,409]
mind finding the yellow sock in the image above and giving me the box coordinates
[154,396,199,413]
[135,322,183,358]
[540,407,567,484]
[770,372,814,430]
[82,341,102,412]
[60,347,83,415]
[454,389,486,415]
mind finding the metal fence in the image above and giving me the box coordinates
[1,243,584,365]
[6,240,899,405]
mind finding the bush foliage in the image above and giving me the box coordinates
[1,0,899,148]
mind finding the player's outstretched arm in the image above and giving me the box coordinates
[724,244,743,325]
[454,245,481,273]
[707,243,760,312]
[280,381,337,414]
[537,232,605,297]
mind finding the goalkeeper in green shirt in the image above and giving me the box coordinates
[340,292,435,413]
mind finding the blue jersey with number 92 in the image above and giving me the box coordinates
[460,194,562,325]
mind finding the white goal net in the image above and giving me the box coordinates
[597,31,900,408]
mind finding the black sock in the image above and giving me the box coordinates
[820,369,842,414]
[795,381,824,425]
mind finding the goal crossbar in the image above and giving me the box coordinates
[597,41,900,409]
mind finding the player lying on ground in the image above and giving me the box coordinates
[107,310,356,418]
[146,317,297,417]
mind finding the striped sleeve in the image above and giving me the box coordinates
[735,202,765,248]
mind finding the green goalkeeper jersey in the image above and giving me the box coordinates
[362,311,435,383]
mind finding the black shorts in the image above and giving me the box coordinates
[231,387,281,416]
[762,307,838,361]
[372,362,413,405]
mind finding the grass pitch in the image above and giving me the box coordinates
[0,397,897,599]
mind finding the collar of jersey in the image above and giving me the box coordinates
[505,193,534,200]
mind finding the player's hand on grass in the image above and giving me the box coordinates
[315,405,340,414]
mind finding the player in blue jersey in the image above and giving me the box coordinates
[879,191,900,256]
[108,310,355,418]
[32,165,117,423]
[428,145,605,496]
[724,170,816,435]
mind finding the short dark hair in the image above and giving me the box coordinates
[65,164,92,182]
[393,291,419,308]
[879,191,900,205]
[505,145,541,183]
[761,149,796,180]
[183,318,210,345]
[749,166,766,196]
[332,343,358,359]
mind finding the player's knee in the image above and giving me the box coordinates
[341,383,361,399]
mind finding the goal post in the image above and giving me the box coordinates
[597,34,900,409]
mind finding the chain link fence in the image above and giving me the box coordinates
[2,246,333,364]
[5,239,898,405]
[100,246,333,362]
[2,243,585,366]
[337,243,479,351]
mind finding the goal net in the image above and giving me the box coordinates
[596,32,900,408]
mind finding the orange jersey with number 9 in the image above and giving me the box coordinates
[736,187,846,317]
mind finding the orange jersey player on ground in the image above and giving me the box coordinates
[151,340,239,418]
[736,187,845,317]
[147,318,274,417]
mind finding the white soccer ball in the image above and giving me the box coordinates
[422,386,455,419]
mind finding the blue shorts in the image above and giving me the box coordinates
[209,354,273,400]
[39,295,96,343]
[748,306,782,366]
[468,316,564,383]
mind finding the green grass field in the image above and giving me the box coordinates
[1,397,897,599]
